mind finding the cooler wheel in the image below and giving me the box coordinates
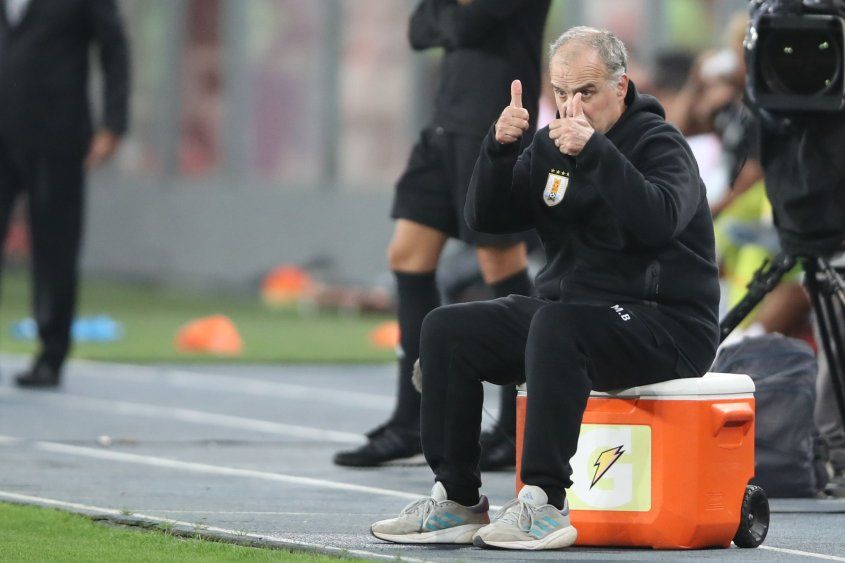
[733,484,769,548]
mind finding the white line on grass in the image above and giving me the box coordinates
[0,388,364,444]
[0,490,434,563]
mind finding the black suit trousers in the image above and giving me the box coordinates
[0,141,85,369]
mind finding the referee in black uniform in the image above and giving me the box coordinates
[334,0,550,468]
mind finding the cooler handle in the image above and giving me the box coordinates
[711,402,754,436]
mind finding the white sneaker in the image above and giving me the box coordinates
[473,485,577,550]
[371,482,490,544]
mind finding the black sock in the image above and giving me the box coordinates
[387,271,441,430]
[489,268,533,300]
[544,488,566,510]
[443,483,481,507]
[490,269,532,436]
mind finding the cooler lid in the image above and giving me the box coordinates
[516,372,755,397]
[591,372,754,398]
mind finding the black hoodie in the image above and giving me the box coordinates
[466,82,720,374]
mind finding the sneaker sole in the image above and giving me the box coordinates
[380,453,427,467]
[372,523,485,544]
[334,452,425,468]
[473,525,578,550]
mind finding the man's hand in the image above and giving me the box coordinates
[548,93,594,156]
[85,130,121,170]
[495,80,530,145]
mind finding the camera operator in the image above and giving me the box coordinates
[370,26,720,550]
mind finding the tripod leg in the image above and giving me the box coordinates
[805,259,845,437]
[720,253,797,343]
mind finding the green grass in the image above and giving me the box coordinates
[0,502,356,562]
[0,268,396,364]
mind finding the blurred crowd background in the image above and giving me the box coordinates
[3,0,743,292]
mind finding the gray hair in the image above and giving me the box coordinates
[549,26,628,81]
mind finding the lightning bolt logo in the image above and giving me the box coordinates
[590,445,625,489]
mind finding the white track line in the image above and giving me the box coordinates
[0,491,432,563]
[0,388,364,444]
[68,358,395,410]
[130,510,387,516]
[759,546,845,561]
[0,436,419,501]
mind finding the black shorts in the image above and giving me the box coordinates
[391,126,532,247]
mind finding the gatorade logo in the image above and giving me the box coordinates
[590,446,625,489]
[568,425,651,511]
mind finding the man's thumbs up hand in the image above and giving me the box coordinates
[570,92,584,117]
[549,92,594,157]
[495,79,530,144]
[510,79,523,109]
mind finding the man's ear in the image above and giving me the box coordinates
[617,73,629,99]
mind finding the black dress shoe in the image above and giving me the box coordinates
[826,469,845,498]
[334,424,422,467]
[15,363,61,388]
[479,426,516,471]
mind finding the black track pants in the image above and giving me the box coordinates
[419,295,686,508]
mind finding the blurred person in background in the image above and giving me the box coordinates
[670,13,811,342]
[0,0,129,387]
[334,0,550,470]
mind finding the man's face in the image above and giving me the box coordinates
[549,44,628,134]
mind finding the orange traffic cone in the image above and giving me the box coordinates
[261,265,315,307]
[369,320,399,350]
[175,314,244,356]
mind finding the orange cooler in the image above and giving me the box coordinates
[515,373,756,549]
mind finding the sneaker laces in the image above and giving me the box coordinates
[492,498,534,531]
[400,497,438,526]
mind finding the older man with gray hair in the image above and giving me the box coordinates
[370,26,719,551]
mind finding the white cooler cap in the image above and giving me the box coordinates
[516,372,754,398]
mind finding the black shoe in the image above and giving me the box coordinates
[15,362,61,388]
[479,426,515,471]
[826,468,845,498]
[334,424,422,467]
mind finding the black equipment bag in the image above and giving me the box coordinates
[712,333,821,497]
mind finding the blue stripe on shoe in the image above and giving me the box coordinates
[543,516,560,528]
[429,515,450,528]
[443,512,465,524]
[529,527,545,538]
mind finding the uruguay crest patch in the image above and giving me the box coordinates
[543,169,569,207]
